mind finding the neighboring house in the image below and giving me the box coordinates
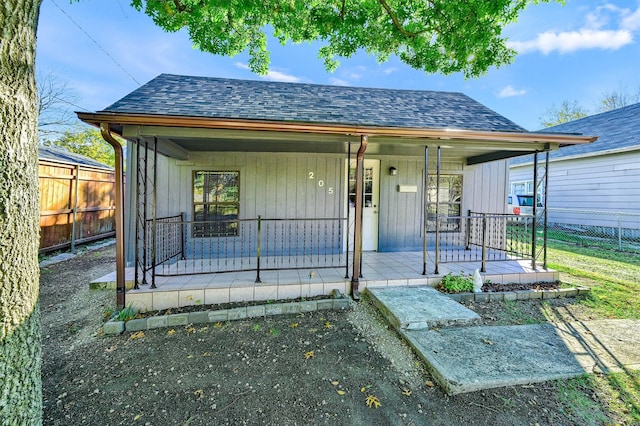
[38,145,116,252]
[510,103,640,212]
[509,103,640,233]
[78,74,593,301]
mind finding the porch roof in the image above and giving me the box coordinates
[78,74,596,164]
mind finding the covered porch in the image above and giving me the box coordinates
[77,75,596,309]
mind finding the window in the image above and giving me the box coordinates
[510,180,536,195]
[426,175,462,232]
[348,166,374,207]
[193,171,239,237]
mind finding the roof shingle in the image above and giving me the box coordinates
[102,74,526,133]
[39,145,112,169]
[511,102,640,165]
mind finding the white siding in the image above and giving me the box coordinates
[510,150,640,212]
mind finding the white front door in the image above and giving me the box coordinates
[348,159,380,251]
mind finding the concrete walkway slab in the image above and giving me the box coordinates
[555,319,640,373]
[404,324,585,395]
[367,286,481,330]
[367,286,640,395]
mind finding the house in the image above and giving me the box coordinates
[78,74,594,310]
[509,103,640,241]
[38,145,116,252]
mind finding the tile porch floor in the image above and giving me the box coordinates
[92,251,558,312]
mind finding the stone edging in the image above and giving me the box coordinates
[104,297,351,335]
[444,286,590,303]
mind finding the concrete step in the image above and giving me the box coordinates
[367,286,481,331]
[403,324,586,395]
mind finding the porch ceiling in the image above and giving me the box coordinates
[118,124,576,165]
[78,112,597,165]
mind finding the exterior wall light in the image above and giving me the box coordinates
[389,166,398,176]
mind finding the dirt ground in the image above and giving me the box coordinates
[40,244,611,425]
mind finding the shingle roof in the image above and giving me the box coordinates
[39,145,112,169]
[511,102,640,165]
[102,74,526,133]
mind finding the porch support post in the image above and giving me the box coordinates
[100,123,126,309]
[434,146,441,274]
[543,151,549,268]
[531,151,539,270]
[133,140,140,289]
[422,146,429,275]
[150,137,158,289]
[351,135,368,299]
[344,143,351,279]
[142,139,149,285]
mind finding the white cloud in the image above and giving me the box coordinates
[622,6,640,30]
[508,4,640,55]
[329,78,350,86]
[234,62,302,83]
[382,67,397,75]
[497,85,528,98]
[508,29,632,54]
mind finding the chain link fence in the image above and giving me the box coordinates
[546,208,640,254]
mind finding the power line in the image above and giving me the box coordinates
[49,0,142,86]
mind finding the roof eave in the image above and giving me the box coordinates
[77,111,597,146]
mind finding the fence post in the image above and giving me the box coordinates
[255,216,262,283]
[618,213,623,251]
[481,213,487,272]
[70,164,80,253]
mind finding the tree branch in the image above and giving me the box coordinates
[378,0,428,38]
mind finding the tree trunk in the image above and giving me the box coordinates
[0,1,43,424]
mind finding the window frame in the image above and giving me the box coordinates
[426,174,463,233]
[192,170,240,238]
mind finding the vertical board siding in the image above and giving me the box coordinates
[39,160,116,252]
[465,161,508,215]
[133,151,346,258]
[129,148,511,257]
[377,157,473,251]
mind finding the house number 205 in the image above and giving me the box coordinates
[308,172,333,194]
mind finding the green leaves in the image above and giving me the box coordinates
[438,272,474,293]
[130,0,556,78]
[44,127,123,167]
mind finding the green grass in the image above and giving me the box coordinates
[556,375,610,426]
[546,242,640,320]
[600,370,640,424]
[544,229,640,254]
[545,241,640,424]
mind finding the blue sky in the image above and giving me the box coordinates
[37,0,640,131]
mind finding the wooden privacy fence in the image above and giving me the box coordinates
[39,159,116,253]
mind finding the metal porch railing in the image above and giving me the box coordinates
[433,211,535,273]
[137,216,349,287]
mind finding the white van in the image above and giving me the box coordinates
[507,194,537,215]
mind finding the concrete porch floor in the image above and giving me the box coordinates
[92,251,558,312]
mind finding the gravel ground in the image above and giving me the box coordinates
[40,244,611,425]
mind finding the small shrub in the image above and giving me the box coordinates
[438,272,474,293]
[108,304,138,322]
